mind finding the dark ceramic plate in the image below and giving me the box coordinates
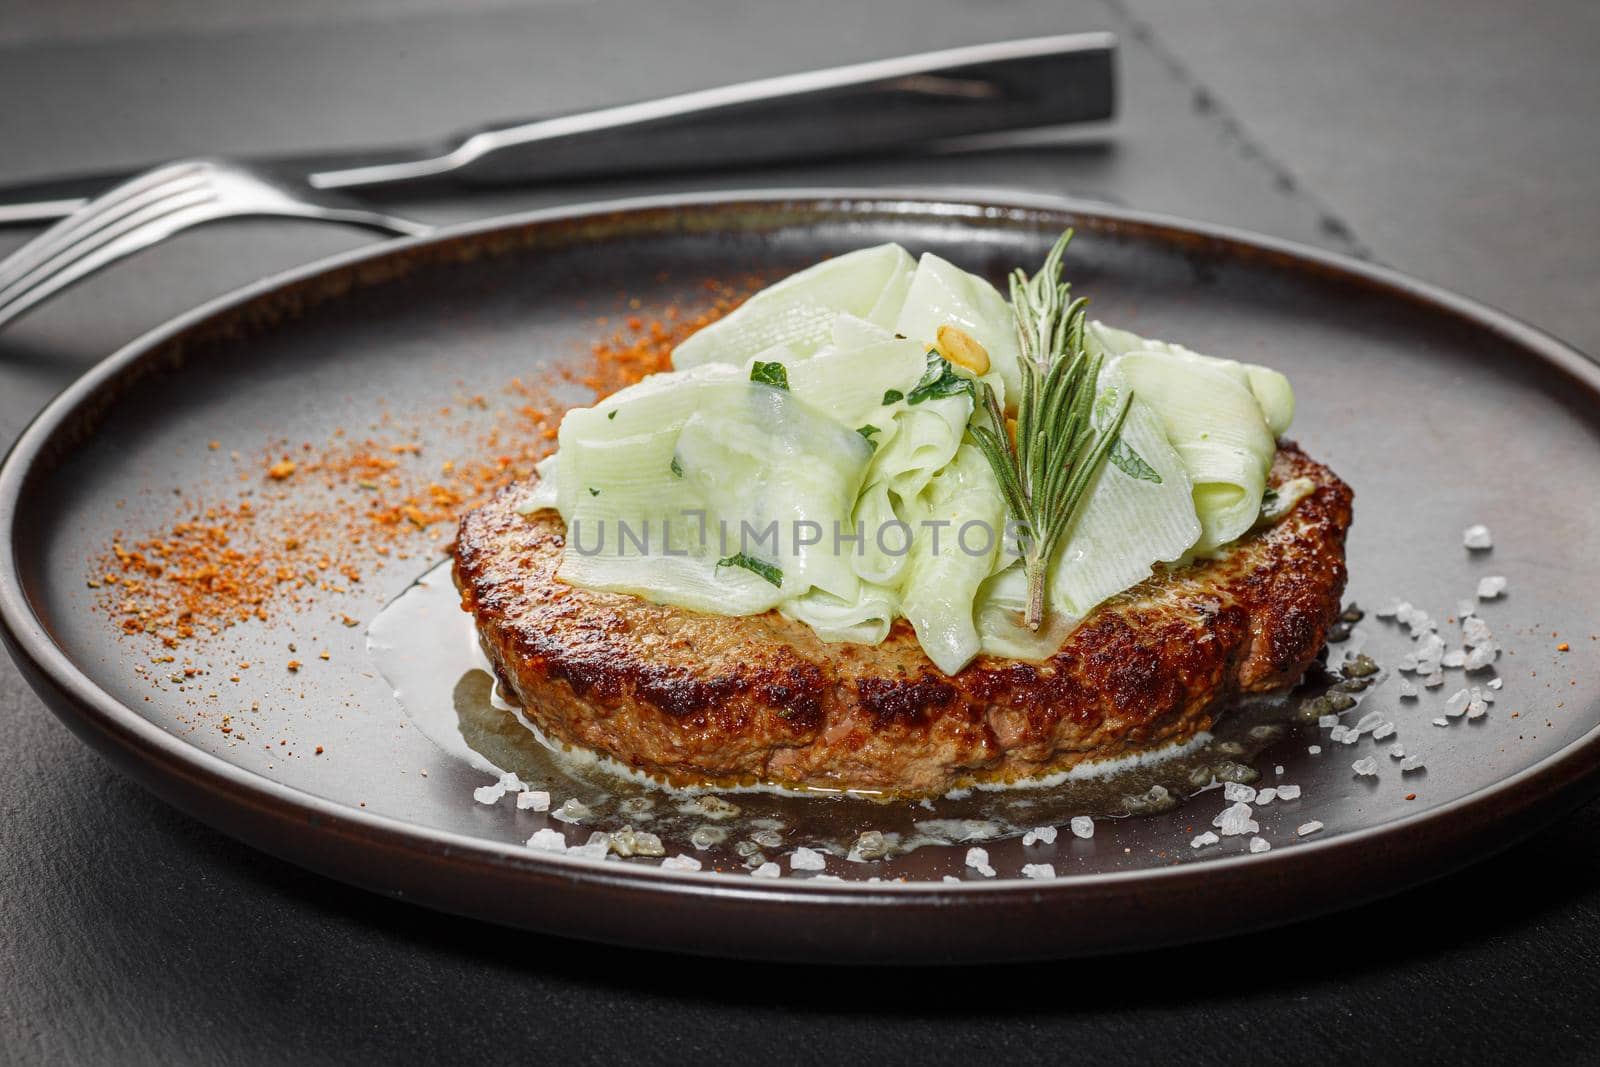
[2,191,1598,964]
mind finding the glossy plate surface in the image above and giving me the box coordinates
[3,191,1597,963]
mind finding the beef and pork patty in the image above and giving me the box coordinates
[453,442,1352,796]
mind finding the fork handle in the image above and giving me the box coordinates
[311,33,1115,190]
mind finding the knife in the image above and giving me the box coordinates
[0,33,1114,227]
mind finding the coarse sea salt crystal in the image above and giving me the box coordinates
[750,829,784,850]
[1352,758,1378,777]
[1021,863,1057,880]
[847,830,890,862]
[751,862,781,879]
[790,847,828,871]
[1191,831,1220,849]
[1463,616,1493,647]
[1297,821,1324,836]
[1401,755,1426,772]
[1477,575,1507,599]
[1276,784,1302,801]
[1389,743,1406,759]
[1070,816,1095,840]
[1456,598,1477,620]
[570,833,611,861]
[1224,782,1258,803]
[1372,722,1396,741]
[942,875,962,884]
[1328,725,1349,743]
[965,847,996,878]
[1375,598,1403,618]
[551,798,590,824]
[1256,787,1278,805]
[516,790,551,812]
[1423,671,1445,689]
[1275,765,1285,776]
[526,828,567,853]
[1442,649,1467,669]
[1464,644,1497,671]
[1023,826,1058,847]
[1466,698,1488,720]
[1445,689,1472,716]
[1433,717,1450,727]
[1399,680,1419,699]
[1308,745,1322,755]
[660,854,702,872]
[1355,711,1386,734]
[1488,677,1504,690]
[497,771,526,792]
[1249,837,1271,854]
[472,784,505,805]
[609,827,665,857]
[1319,714,1340,729]
[1214,802,1259,836]
[1397,653,1419,673]
[1463,524,1493,550]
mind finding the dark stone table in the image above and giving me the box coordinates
[2,1,1596,1060]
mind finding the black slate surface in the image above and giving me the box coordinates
[2,1,1597,1061]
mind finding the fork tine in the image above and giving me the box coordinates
[0,164,212,292]
[0,184,215,306]
[0,189,221,329]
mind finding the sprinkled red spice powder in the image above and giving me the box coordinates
[92,284,748,649]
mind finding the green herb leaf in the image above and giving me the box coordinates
[856,424,881,452]
[588,487,600,496]
[907,349,975,405]
[882,388,904,405]
[607,410,617,420]
[1108,437,1162,483]
[670,455,683,478]
[750,361,789,390]
[716,553,783,587]
[1093,385,1118,423]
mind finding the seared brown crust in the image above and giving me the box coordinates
[453,443,1352,795]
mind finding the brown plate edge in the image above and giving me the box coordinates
[1,188,1598,964]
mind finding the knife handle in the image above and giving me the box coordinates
[312,33,1115,190]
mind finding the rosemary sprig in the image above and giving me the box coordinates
[967,230,1132,630]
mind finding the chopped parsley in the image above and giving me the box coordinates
[856,424,881,451]
[1096,386,1161,483]
[750,361,789,390]
[1093,386,1119,422]
[906,349,975,405]
[1108,437,1162,483]
[881,389,904,405]
[716,553,783,587]
[607,410,617,420]
[670,455,683,478]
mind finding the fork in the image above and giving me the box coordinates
[0,159,431,330]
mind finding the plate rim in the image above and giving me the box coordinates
[3,187,1598,957]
